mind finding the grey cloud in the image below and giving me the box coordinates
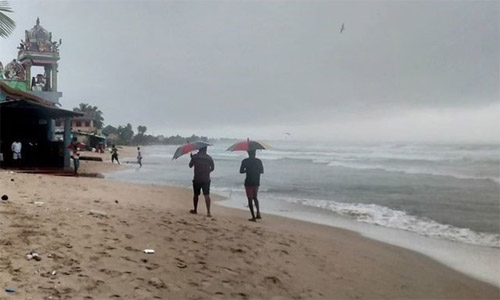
[1,0,498,141]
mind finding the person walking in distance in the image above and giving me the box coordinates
[189,147,214,217]
[111,144,120,164]
[137,147,142,167]
[240,150,264,221]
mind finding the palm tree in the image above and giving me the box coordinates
[73,103,105,129]
[0,1,15,38]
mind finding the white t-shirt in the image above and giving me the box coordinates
[11,141,22,153]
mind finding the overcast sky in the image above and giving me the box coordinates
[1,0,499,143]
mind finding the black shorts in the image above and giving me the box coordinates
[193,181,210,196]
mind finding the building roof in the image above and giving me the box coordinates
[0,99,82,119]
[0,81,55,107]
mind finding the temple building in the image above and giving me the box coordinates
[0,18,81,169]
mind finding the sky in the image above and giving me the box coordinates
[1,0,499,143]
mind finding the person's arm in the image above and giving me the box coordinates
[210,158,215,172]
[189,157,194,168]
[239,160,246,174]
[260,160,264,174]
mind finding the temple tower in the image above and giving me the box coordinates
[17,18,62,105]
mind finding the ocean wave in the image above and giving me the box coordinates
[254,143,500,164]
[286,198,500,248]
[326,161,500,184]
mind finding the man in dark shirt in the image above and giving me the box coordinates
[240,150,264,221]
[189,147,215,217]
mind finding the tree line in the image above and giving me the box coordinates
[73,103,210,146]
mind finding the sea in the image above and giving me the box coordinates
[105,140,500,287]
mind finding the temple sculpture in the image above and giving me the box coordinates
[17,18,62,104]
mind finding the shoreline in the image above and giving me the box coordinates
[1,156,499,299]
[217,196,500,288]
[101,147,500,288]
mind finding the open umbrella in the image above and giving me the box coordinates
[172,141,212,159]
[226,138,270,151]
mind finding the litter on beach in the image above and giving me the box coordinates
[143,249,155,254]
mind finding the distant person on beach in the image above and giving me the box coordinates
[240,150,264,221]
[137,147,142,167]
[67,137,81,175]
[11,140,22,167]
[111,144,120,164]
[189,147,215,217]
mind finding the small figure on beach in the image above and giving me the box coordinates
[111,144,120,164]
[67,137,81,175]
[137,147,142,167]
[240,150,264,221]
[189,147,215,217]
[11,140,22,167]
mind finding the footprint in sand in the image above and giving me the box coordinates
[230,292,249,299]
[145,263,160,270]
[121,256,137,263]
[99,268,122,277]
[124,246,136,252]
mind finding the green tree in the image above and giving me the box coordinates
[133,125,148,144]
[0,1,15,38]
[73,103,105,129]
[137,125,147,136]
[102,125,118,136]
[117,123,134,145]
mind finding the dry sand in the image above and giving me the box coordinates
[0,152,499,299]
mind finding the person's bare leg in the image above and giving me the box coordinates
[248,198,256,221]
[205,195,211,217]
[191,195,199,214]
[255,198,261,219]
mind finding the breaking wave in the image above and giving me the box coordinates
[286,198,500,248]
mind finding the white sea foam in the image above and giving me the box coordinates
[285,198,500,248]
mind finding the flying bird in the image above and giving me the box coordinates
[284,132,291,136]
[340,23,345,33]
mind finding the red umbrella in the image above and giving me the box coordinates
[172,141,212,159]
[226,138,270,151]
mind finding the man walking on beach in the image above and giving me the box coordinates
[240,150,264,221]
[189,147,214,217]
[111,144,120,164]
[137,147,142,167]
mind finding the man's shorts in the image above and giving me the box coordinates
[13,152,21,160]
[193,181,210,196]
[245,185,259,199]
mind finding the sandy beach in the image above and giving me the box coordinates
[0,149,499,299]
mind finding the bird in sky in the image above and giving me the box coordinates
[340,23,345,33]
[284,132,291,136]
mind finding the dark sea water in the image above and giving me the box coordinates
[107,141,500,248]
